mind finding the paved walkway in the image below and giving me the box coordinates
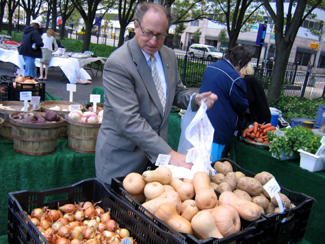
[0,61,199,104]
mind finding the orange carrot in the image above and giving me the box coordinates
[250,132,255,139]
[243,128,248,137]
[260,123,272,130]
[256,131,260,138]
[263,126,276,133]
[253,122,258,134]
[247,127,254,133]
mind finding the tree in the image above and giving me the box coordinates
[71,0,115,52]
[4,0,19,35]
[0,0,8,32]
[210,0,264,49]
[192,28,201,43]
[20,0,43,25]
[174,22,186,45]
[218,28,227,49]
[57,0,76,39]
[262,0,324,104]
[116,0,137,47]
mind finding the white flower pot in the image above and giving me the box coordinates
[298,149,325,172]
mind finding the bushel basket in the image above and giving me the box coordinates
[9,111,65,156]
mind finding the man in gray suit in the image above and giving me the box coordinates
[95,2,218,185]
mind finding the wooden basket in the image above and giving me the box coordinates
[9,111,65,156]
[67,117,101,154]
[41,101,84,138]
[0,101,39,140]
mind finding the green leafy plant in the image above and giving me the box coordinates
[268,126,322,159]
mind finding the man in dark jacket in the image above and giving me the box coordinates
[18,20,43,77]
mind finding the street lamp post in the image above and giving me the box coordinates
[309,24,324,87]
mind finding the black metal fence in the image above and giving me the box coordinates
[177,55,325,99]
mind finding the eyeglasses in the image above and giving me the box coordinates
[137,21,167,41]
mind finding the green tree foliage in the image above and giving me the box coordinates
[218,28,227,48]
[209,0,264,48]
[192,28,201,43]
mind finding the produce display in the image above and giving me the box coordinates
[121,164,295,241]
[26,201,137,244]
[68,110,103,123]
[243,122,274,144]
[14,75,39,84]
[11,110,61,123]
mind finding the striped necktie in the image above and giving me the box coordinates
[150,55,166,111]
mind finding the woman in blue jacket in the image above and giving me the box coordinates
[200,45,255,161]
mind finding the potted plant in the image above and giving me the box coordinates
[267,126,321,161]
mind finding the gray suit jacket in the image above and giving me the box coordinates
[95,38,197,184]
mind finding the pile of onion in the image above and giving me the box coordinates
[68,110,103,123]
[26,201,137,244]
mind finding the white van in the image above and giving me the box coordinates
[188,44,223,61]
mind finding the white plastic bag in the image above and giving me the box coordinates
[177,96,196,154]
[171,98,216,179]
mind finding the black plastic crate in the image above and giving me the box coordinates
[0,82,8,101]
[0,75,45,102]
[111,176,270,244]
[8,178,184,244]
[212,158,317,244]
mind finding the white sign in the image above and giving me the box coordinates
[20,91,32,112]
[66,84,77,102]
[90,94,101,103]
[155,154,171,166]
[69,104,81,112]
[263,177,281,199]
[30,96,40,110]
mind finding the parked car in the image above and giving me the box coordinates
[188,44,223,61]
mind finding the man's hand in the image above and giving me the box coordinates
[195,91,218,109]
[168,150,193,169]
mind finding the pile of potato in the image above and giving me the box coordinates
[121,163,294,241]
[11,110,61,123]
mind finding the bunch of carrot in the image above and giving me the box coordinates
[243,122,276,144]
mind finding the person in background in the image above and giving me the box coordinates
[239,63,271,126]
[266,57,274,76]
[18,20,43,77]
[95,2,218,185]
[307,61,312,73]
[200,45,255,162]
[39,29,58,80]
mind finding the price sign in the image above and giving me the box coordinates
[66,84,77,102]
[69,104,81,112]
[30,96,40,110]
[20,91,32,111]
[264,177,285,221]
[155,154,171,166]
[90,94,101,112]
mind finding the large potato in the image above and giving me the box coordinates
[211,173,225,184]
[254,171,274,185]
[271,193,291,209]
[223,172,237,191]
[237,177,263,196]
[233,189,252,201]
[217,182,232,193]
[214,161,233,175]
[252,194,270,210]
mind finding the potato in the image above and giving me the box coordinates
[210,182,219,191]
[214,161,233,175]
[265,202,276,215]
[237,177,263,196]
[234,171,246,181]
[252,194,270,210]
[254,171,274,185]
[217,182,232,193]
[271,193,291,209]
[233,189,252,201]
[223,172,237,191]
[211,173,225,184]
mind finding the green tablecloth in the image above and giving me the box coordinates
[0,113,181,237]
[228,138,325,244]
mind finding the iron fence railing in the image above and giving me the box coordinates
[177,55,325,99]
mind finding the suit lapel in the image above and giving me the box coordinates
[129,39,164,117]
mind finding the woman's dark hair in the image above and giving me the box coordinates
[135,2,173,28]
[225,45,256,69]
